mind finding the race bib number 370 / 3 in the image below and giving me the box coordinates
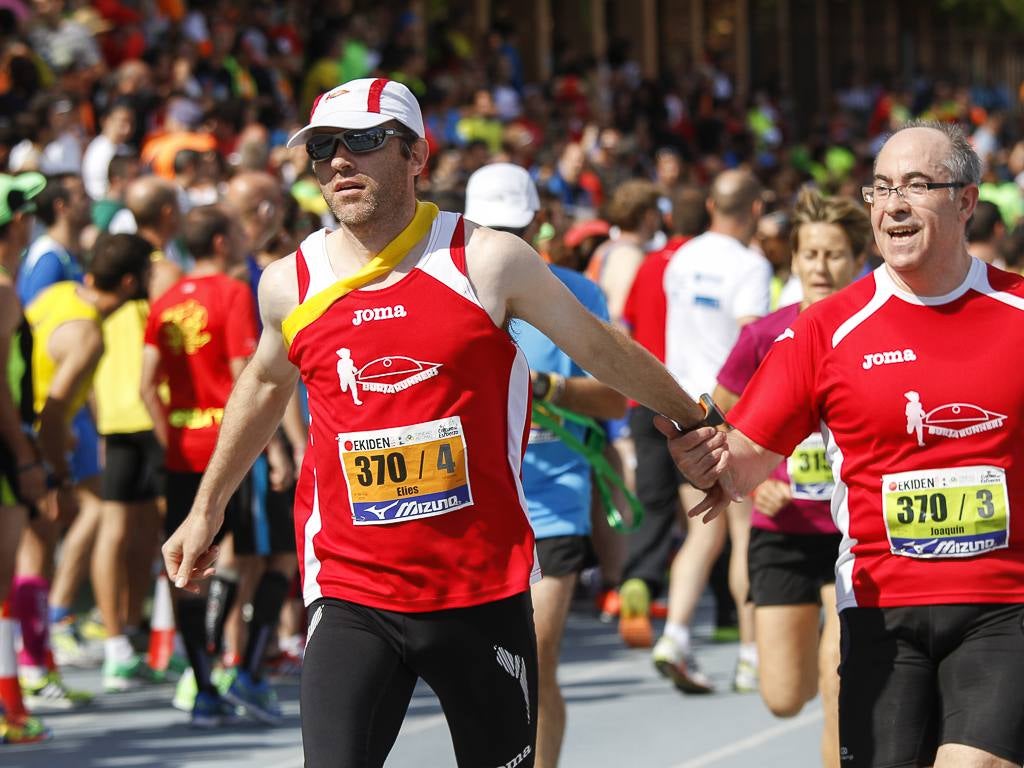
[338,417,474,525]
[882,465,1009,558]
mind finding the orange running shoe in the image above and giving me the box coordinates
[618,579,653,648]
[596,588,620,622]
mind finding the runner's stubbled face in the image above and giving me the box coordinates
[311,123,414,228]
[792,222,863,306]
[870,128,971,285]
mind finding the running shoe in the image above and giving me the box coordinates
[190,690,240,729]
[732,658,759,694]
[77,610,108,642]
[172,668,197,712]
[711,625,740,643]
[618,578,653,648]
[223,670,283,726]
[50,619,102,668]
[150,653,190,683]
[213,666,236,697]
[21,670,94,710]
[596,589,620,622]
[652,636,714,694]
[0,714,52,744]
[103,653,157,692]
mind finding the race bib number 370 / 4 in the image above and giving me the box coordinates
[882,465,1009,558]
[338,416,474,525]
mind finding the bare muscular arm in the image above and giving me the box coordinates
[465,225,706,429]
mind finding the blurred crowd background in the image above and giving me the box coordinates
[2,0,1024,271]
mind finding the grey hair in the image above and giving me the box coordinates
[880,120,982,187]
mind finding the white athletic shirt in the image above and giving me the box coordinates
[664,231,771,395]
[731,259,1024,611]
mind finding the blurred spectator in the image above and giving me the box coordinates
[17,173,90,304]
[534,141,599,218]
[28,0,103,78]
[82,99,134,200]
[967,200,1006,267]
[754,209,800,309]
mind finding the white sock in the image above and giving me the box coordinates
[105,635,135,664]
[663,623,691,652]
[739,643,758,665]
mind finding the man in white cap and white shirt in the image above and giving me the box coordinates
[466,162,626,768]
[162,78,721,767]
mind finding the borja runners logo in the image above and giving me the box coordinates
[351,304,407,326]
[335,349,441,404]
[863,348,916,370]
[358,355,441,394]
[904,391,1007,447]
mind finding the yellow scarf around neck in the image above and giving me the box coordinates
[281,201,439,346]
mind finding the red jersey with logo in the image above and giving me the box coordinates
[718,303,837,535]
[144,274,257,472]
[730,260,1024,610]
[288,213,539,612]
[622,235,689,363]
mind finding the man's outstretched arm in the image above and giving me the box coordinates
[162,256,299,590]
[473,228,708,429]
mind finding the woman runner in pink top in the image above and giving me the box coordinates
[714,187,870,768]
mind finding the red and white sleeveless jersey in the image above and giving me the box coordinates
[288,212,540,611]
[730,259,1024,610]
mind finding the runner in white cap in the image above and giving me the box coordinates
[162,78,718,768]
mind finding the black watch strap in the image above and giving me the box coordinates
[675,393,727,432]
[698,393,727,428]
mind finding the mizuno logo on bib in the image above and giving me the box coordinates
[338,416,474,525]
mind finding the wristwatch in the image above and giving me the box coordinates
[532,371,553,401]
[675,393,728,432]
[532,371,565,404]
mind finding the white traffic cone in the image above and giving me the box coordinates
[146,577,175,675]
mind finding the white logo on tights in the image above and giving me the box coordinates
[494,645,530,724]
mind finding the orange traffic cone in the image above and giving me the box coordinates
[147,577,175,675]
[0,599,28,720]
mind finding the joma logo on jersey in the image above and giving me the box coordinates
[352,304,407,326]
[862,348,917,370]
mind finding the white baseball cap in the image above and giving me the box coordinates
[286,78,425,149]
[464,163,540,230]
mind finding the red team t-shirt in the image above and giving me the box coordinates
[621,235,689,363]
[729,260,1024,610]
[144,273,257,472]
[287,214,539,613]
[717,303,838,535]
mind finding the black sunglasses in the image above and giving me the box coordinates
[306,126,413,161]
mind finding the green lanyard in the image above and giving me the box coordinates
[530,401,645,532]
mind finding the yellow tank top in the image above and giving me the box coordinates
[94,299,154,434]
[25,281,102,421]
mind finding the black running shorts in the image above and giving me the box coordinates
[747,528,841,606]
[164,470,254,555]
[101,431,164,502]
[838,603,1024,766]
[535,534,589,578]
[301,592,537,768]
